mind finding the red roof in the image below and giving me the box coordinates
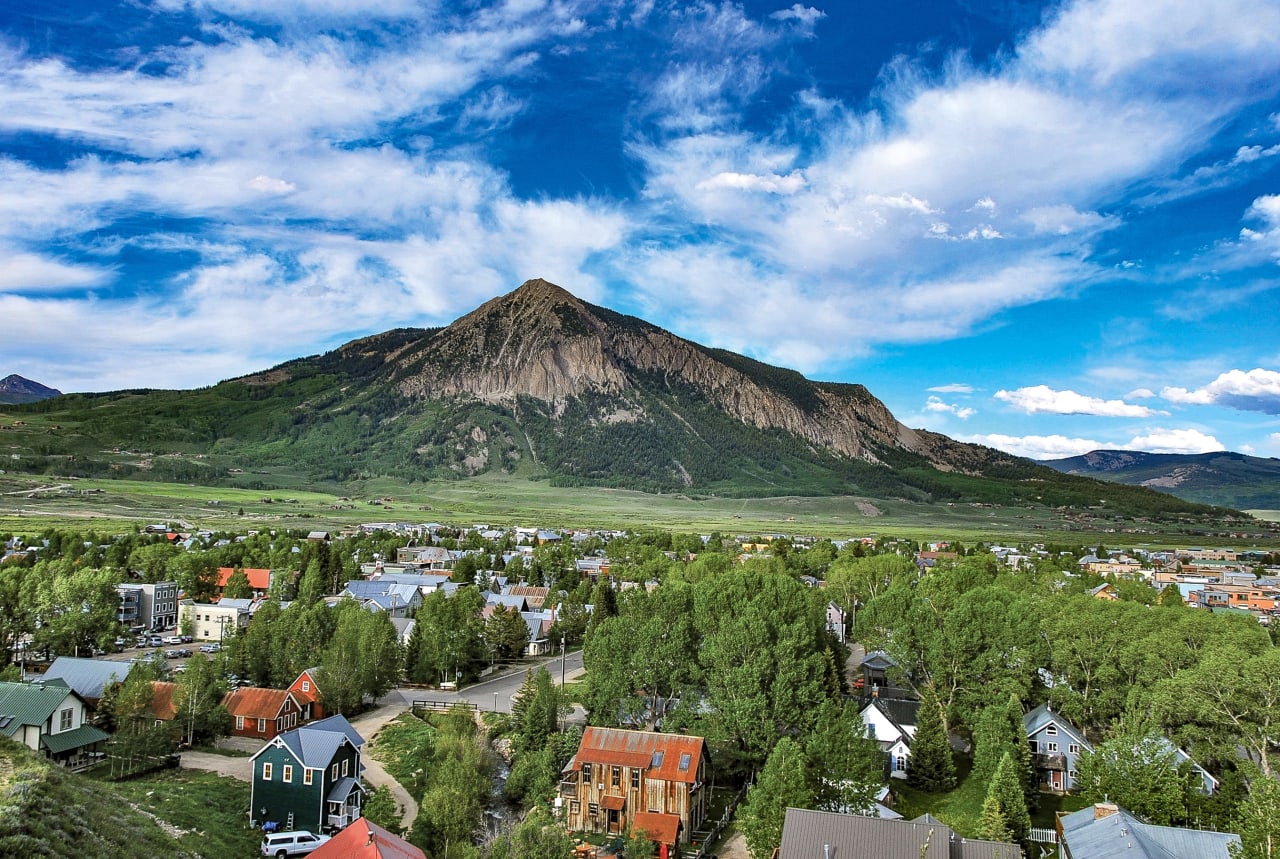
[310,818,425,859]
[632,812,681,846]
[221,687,298,719]
[216,567,272,590]
[150,681,178,721]
[601,795,626,811]
[573,728,706,785]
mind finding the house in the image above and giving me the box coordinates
[340,581,422,617]
[1023,703,1091,793]
[249,714,365,833]
[859,697,920,779]
[0,678,110,770]
[148,680,179,726]
[215,567,272,596]
[43,656,130,709]
[223,687,304,740]
[778,808,1020,859]
[288,669,326,723]
[1089,583,1119,601]
[504,584,550,610]
[560,727,710,845]
[1057,802,1238,858]
[308,816,425,859]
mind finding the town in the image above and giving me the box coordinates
[2,519,1278,858]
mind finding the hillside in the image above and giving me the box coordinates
[1043,450,1280,510]
[0,279,1238,518]
[0,737,197,858]
[0,375,61,404]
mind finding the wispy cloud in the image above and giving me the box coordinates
[928,383,974,394]
[995,385,1166,418]
[967,427,1225,459]
[924,396,975,420]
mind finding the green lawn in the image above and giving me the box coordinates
[365,712,437,802]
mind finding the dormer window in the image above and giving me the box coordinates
[678,753,691,772]
[651,751,664,768]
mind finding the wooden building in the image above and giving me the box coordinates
[560,727,710,846]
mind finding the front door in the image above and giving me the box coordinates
[608,810,620,835]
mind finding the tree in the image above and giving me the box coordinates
[223,567,252,599]
[513,668,561,754]
[907,685,955,792]
[976,793,1013,843]
[983,752,1031,848]
[972,694,1036,811]
[363,784,403,834]
[1076,729,1195,826]
[487,808,575,859]
[172,653,231,746]
[485,605,529,662]
[739,738,813,859]
[1232,768,1280,859]
[804,700,882,814]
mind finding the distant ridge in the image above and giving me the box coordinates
[1042,449,1280,509]
[0,374,61,404]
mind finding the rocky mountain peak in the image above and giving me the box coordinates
[0,374,62,404]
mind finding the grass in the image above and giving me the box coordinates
[0,470,1271,547]
[101,769,260,859]
[365,712,437,802]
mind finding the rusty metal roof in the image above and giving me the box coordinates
[574,727,705,785]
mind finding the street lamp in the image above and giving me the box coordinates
[560,635,566,687]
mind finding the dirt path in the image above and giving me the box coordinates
[178,749,253,781]
[348,701,419,830]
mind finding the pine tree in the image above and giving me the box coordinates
[985,751,1031,848]
[740,738,813,859]
[973,694,1037,811]
[1234,767,1280,859]
[976,793,1013,843]
[907,685,956,792]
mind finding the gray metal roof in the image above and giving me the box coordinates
[266,714,365,768]
[1022,703,1090,749]
[779,808,1020,859]
[1059,805,1238,859]
[43,656,129,701]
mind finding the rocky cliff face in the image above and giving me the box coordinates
[0,374,62,404]
[385,279,947,467]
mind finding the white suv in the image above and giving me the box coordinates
[260,830,330,857]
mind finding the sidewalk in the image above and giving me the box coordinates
[348,701,419,830]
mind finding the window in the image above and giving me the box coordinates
[582,763,593,783]
[1046,725,1058,736]
[304,769,313,785]
[302,681,310,692]
[1069,770,1079,782]
[895,755,906,772]
[263,763,273,780]
[237,716,245,730]
[59,709,72,731]
[570,801,581,815]
[588,803,599,817]
[258,718,266,733]
[651,751,664,768]
[282,765,293,782]
[1028,740,1038,753]
[342,759,349,777]
[631,768,641,789]
[1047,742,1059,753]
[1069,743,1080,754]
[678,753,692,772]
[611,766,621,787]
[332,763,339,780]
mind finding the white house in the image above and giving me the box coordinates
[859,697,920,779]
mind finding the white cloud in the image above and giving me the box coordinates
[0,249,112,291]
[928,383,974,394]
[1161,368,1280,414]
[1021,204,1115,236]
[967,427,1225,459]
[924,396,975,419]
[696,171,806,194]
[769,5,825,27]
[1127,388,1156,399]
[246,175,296,194]
[995,385,1166,417]
[1263,432,1280,456]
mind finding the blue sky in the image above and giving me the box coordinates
[2,0,1279,461]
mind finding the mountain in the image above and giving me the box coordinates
[0,374,61,404]
[1043,449,1280,509]
[0,279,1232,516]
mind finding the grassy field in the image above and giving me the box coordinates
[98,769,260,858]
[0,470,1275,546]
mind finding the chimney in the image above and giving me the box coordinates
[1094,802,1119,820]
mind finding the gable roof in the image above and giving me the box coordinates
[222,687,299,720]
[289,669,322,706]
[216,567,271,590]
[779,808,1019,859]
[310,816,425,859]
[43,656,130,701]
[260,714,366,768]
[571,727,706,785]
[861,697,921,735]
[1023,702,1091,748]
[150,681,179,721]
[0,680,78,735]
[1059,804,1238,858]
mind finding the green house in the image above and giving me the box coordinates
[249,714,365,833]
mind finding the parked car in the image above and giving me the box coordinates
[114,637,127,648]
[164,649,181,659]
[162,635,183,645]
[175,648,192,657]
[199,643,221,653]
[260,830,330,857]
[147,635,164,647]
[180,635,193,643]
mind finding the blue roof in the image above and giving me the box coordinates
[263,714,365,768]
[1059,805,1238,858]
[43,657,129,700]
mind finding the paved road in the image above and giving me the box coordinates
[391,649,584,713]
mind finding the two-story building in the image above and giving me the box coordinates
[117,581,179,631]
[560,727,710,848]
[179,598,253,642]
[1023,702,1091,793]
[0,678,110,770]
[223,687,304,741]
[249,714,365,833]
